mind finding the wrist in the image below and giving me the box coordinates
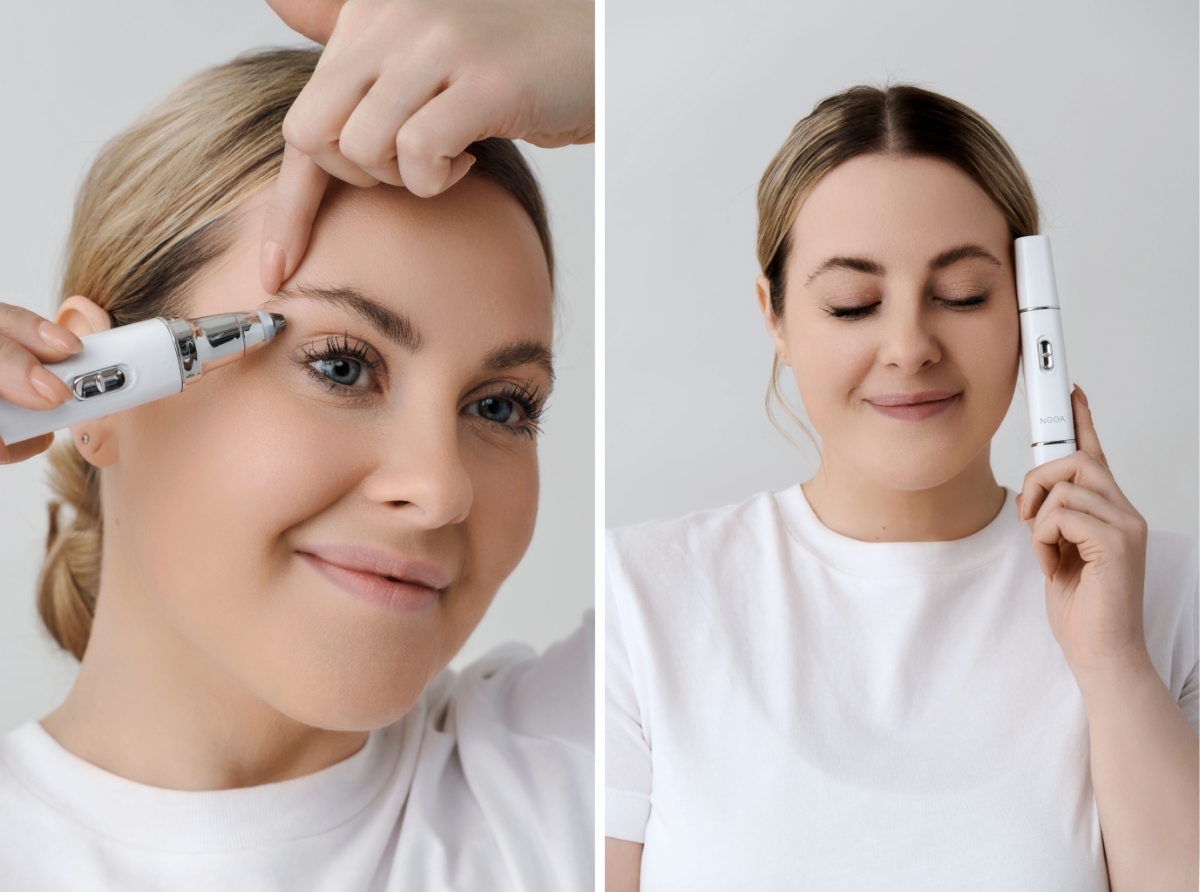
[1070,645,1159,706]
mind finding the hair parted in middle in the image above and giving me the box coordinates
[755,83,1041,438]
[757,83,1040,321]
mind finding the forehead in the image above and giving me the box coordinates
[189,177,553,348]
[789,154,1010,264]
[296,178,553,333]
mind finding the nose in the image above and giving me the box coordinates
[360,413,474,528]
[875,296,942,374]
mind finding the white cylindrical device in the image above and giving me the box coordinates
[0,310,285,445]
[1015,235,1075,467]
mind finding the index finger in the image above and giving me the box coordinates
[260,145,331,294]
[1070,385,1107,468]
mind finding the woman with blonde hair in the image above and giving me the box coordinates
[0,43,591,890]
[605,84,1197,891]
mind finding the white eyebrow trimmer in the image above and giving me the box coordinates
[1015,235,1075,466]
[0,311,285,445]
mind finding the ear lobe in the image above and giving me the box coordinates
[756,275,792,367]
[70,419,118,468]
[56,296,111,339]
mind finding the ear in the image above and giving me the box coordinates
[56,296,119,467]
[56,295,111,338]
[756,275,791,366]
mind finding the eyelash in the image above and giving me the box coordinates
[299,333,385,394]
[469,382,547,440]
[297,335,547,439]
[825,293,989,320]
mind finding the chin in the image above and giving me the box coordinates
[243,625,449,732]
[852,439,984,493]
[267,671,433,733]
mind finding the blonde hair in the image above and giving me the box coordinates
[39,48,554,659]
[755,84,1040,435]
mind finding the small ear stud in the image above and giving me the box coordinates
[81,434,89,446]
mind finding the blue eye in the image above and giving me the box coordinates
[309,357,371,388]
[466,396,519,425]
[463,385,546,439]
[299,334,384,394]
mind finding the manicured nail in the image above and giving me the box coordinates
[38,320,82,354]
[1076,385,1089,408]
[262,240,287,293]
[29,365,69,403]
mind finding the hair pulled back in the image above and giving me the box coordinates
[39,48,553,659]
[755,83,1040,433]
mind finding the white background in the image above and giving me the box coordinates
[0,1,593,733]
[607,0,1198,537]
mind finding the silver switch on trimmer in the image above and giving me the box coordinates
[72,366,128,400]
[1037,338,1054,371]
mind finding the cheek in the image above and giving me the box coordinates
[955,312,1020,409]
[458,437,539,605]
[110,368,366,671]
[786,319,875,427]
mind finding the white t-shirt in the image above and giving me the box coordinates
[0,611,593,891]
[605,488,1198,891]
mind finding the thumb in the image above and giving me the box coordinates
[264,0,345,44]
[261,145,331,294]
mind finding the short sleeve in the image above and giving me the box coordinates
[449,613,595,891]
[605,535,652,843]
[1179,662,1199,736]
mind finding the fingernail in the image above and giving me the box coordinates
[38,320,82,354]
[262,240,287,293]
[29,366,69,404]
[1076,386,1089,408]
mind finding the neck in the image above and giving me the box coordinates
[802,445,1007,542]
[40,532,367,792]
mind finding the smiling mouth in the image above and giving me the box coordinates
[298,549,448,614]
[865,391,960,421]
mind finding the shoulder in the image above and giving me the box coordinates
[439,610,594,753]
[409,616,594,888]
[1143,529,1197,628]
[1145,529,1198,591]
[607,489,790,578]
[1142,529,1198,690]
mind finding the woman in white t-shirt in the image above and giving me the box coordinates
[605,84,1198,891]
[0,43,591,891]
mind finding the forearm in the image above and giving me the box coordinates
[605,837,643,892]
[1079,654,1199,891]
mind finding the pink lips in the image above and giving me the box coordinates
[298,544,451,614]
[865,390,960,421]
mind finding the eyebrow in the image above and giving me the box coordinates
[267,285,553,381]
[485,341,555,383]
[805,243,1003,285]
[271,285,423,352]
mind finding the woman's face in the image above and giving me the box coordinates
[95,178,552,730]
[760,153,1020,491]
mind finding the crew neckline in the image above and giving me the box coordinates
[774,484,1025,578]
[0,716,415,852]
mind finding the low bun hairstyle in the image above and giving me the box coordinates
[38,47,554,659]
[755,83,1040,434]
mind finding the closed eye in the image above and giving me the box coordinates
[937,293,989,310]
[825,302,880,319]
